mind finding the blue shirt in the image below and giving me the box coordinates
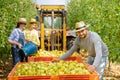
[8,28,25,48]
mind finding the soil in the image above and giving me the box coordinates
[0,57,12,80]
[103,62,120,80]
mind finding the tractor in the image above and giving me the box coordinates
[36,4,67,51]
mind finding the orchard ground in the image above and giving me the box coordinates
[0,55,120,80]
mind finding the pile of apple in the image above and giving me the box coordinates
[34,49,79,57]
[14,61,90,76]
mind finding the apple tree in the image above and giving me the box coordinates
[67,0,120,63]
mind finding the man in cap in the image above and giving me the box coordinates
[53,21,109,80]
[66,26,76,50]
[24,18,40,48]
[8,18,27,66]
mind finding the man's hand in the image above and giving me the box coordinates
[51,58,60,62]
[87,65,96,72]
[80,51,88,58]
[25,40,30,44]
[18,43,22,49]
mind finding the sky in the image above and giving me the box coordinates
[35,0,69,6]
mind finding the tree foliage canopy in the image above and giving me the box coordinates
[0,0,37,58]
[67,0,120,62]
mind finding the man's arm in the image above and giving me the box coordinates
[8,29,22,48]
[59,43,79,60]
[8,40,22,49]
[88,41,102,72]
[93,41,102,67]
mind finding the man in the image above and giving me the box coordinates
[8,18,27,66]
[66,26,76,50]
[53,21,109,80]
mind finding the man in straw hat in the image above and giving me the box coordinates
[53,21,109,80]
[8,18,27,66]
[24,18,40,48]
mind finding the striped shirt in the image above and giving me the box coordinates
[8,28,25,48]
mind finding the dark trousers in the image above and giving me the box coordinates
[11,47,27,67]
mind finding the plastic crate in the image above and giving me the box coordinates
[58,63,99,80]
[7,62,59,80]
[28,56,82,63]
[58,72,99,80]
[8,60,99,80]
[28,56,53,62]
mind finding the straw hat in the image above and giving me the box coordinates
[30,18,37,24]
[18,18,27,24]
[75,21,89,32]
